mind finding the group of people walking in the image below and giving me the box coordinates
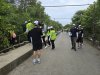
[23,20,57,64]
[69,24,84,51]
[22,20,84,64]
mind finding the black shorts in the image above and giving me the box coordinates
[32,40,42,51]
[76,37,83,43]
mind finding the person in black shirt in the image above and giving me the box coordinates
[76,25,83,48]
[22,21,27,32]
[30,21,43,64]
[69,25,78,51]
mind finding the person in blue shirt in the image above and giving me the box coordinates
[69,24,78,51]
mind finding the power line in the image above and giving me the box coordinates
[43,4,91,7]
[54,18,71,19]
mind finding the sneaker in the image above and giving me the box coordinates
[37,58,41,64]
[71,47,74,49]
[81,43,83,46]
[48,45,51,47]
[80,44,83,48]
[32,59,36,64]
[45,46,48,48]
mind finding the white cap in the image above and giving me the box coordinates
[50,26,53,28]
[48,27,51,29]
[79,25,81,27]
[73,24,75,26]
[34,20,39,25]
[25,21,27,23]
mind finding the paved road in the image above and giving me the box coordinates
[8,32,100,75]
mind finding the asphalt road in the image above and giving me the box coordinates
[8,32,100,75]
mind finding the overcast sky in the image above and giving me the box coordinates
[38,0,96,26]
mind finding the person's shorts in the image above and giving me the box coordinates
[32,40,42,51]
[76,37,83,43]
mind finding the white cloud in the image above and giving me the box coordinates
[39,0,96,26]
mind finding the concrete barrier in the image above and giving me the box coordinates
[0,44,32,75]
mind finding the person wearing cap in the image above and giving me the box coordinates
[34,20,39,25]
[30,20,43,64]
[76,25,84,48]
[26,20,34,43]
[49,27,57,49]
[69,24,78,51]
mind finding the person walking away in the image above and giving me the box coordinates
[76,25,83,49]
[26,20,34,43]
[30,21,43,64]
[69,25,78,51]
[42,31,47,48]
[47,27,51,46]
[50,27,57,49]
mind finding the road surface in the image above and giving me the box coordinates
[8,32,100,75]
